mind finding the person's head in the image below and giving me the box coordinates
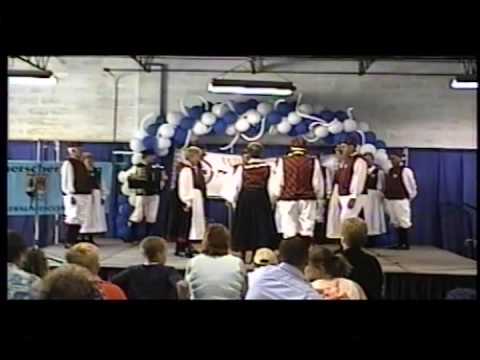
[341,218,368,250]
[8,231,27,265]
[202,223,230,257]
[67,143,82,160]
[253,248,278,267]
[389,150,404,167]
[65,242,100,275]
[278,237,310,271]
[363,153,374,167]
[141,149,156,164]
[82,152,95,170]
[141,236,168,265]
[339,133,360,157]
[305,246,352,281]
[22,248,49,278]
[241,149,250,164]
[184,146,203,166]
[40,264,101,300]
[289,138,308,155]
[246,142,263,159]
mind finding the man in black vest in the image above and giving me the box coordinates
[384,150,418,250]
[61,143,93,248]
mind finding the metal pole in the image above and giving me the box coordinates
[34,140,41,248]
[54,140,60,245]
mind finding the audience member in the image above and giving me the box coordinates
[340,218,384,300]
[8,231,40,300]
[253,248,278,268]
[112,236,183,299]
[39,264,102,300]
[185,224,247,299]
[306,246,367,300]
[66,242,127,300]
[22,248,49,278]
[246,237,322,300]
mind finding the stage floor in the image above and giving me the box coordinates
[43,238,477,276]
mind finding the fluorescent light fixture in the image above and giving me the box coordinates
[450,75,478,90]
[208,79,296,96]
[8,69,57,86]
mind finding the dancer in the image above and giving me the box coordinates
[313,154,328,244]
[225,142,278,264]
[272,138,324,242]
[326,145,344,240]
[79,153,108,245]
[167,146,206,258]
[60,143,93,248]
[361,152,387,247]
[384,150,417,250]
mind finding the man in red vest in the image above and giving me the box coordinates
[384,150,417,250]
[272,138,324,242]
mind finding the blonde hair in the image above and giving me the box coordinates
[65,242,100,275]
[341,218,368,249]
[184,146,202,162]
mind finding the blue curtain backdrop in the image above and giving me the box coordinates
[8,141,477,255]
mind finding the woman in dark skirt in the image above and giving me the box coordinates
[229,143,279,264]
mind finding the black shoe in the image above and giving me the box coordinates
[388,244,403,250]
[400,243,410,250]
[185,248,195,258]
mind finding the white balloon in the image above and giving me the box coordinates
[192,121,210,136]
[121,182,133,197]
[117,171,127,184]
[129,138,145,152]
[358,121,370,132]
[328,121,344,134]
[343,119,358,132]
[134,129,148,139]
[166,112,183,126]
[246,110,262,125]
[377,148,387,156]
[158,123,175,138]
[141,114,157,131]
[158,137,172,150]
[158,148,169,157]
[257,102,273,116]
[313,125,329,138]
[269,126,278,135]
[298,104,313,115]
[287,112,302,125]
[375,151,389,164]
[131,153,143,165]
[201,112,217,126]
[235,118,250,133]
[128,194,137,207]
[360,144,377,156]
[226,124,237,136]
[277,118,292,134]
[212,103,228,118]
[313,104,325,114]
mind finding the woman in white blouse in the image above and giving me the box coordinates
[185,224,247,300]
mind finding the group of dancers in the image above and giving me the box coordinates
[61,135,418,259]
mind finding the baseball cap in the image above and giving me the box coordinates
[253,248,278,266]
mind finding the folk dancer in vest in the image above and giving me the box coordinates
[127,149,167,245]
[326,145,346,240]
[79,153,109,245]
[313,154,329,244]
[167,146,206,258]
[335,134,368,227]
[384,150,417,250]
[272,138,324,242]
[225,142,278,264]
[60,143,93,248]
[360,152,387,247]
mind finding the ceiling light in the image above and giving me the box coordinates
[208,79,296,96]
[8,69,57,86]
[450,75,478,90]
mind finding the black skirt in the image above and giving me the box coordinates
[231,188,279,252]
[166,188,192,243]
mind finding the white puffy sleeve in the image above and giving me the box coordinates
[312,158,324,200]
[178,167,195,208]
[221,166,243,205]
[270,158,284,199]
[377,169,385,192]
[402,167,418,200]
[350,157,368,198]
[60,161,75,195]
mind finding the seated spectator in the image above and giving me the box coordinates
[246,237,322,300]
[253,248,278,268]
[446,288,476,300]
[8,231,40,300]
[340,218,384,300]
[66,243,127,300]
[22,248,49,278]
[39,264,102,300]
[112,236,183,299]
[306,246,367,300]
[185,224,246,300]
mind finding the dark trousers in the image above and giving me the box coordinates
[64,224,81,245]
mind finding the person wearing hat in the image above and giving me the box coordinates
[384,150,417,250]
[225,142,279,264]
[60,143,93,248]
[79,152,109,245]
[335,133,368,227]
[167,146,206,257]
[271,138,324,242]
[127,149,166,245]
[360,152,387,247]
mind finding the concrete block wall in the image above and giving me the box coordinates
[8,57,477,149]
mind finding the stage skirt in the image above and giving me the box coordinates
[363,190,387,235]
[80,189,107,234]
[326,185,342,239]
[232,187,279,252]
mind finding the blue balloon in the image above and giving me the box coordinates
[277,102,292,116]
[188,106,203,119]
[223,111,238,124]
[213,121,227,135]
[294,123,308,135]
[179,117,195,130]
[146,123,159,136]
[173,128,188,145]
[266,111,283,125]
[375,140,387,149]
[335,110,349,122]
[319,110,335,122]
[245,99,259,109]
[117,195,128,205]
[234,102,250,115]
[245,124,261,137]
[323,134,335,145]
[365,131,377,144]
[288,127,297,137]
[118,204,131,217]
[142,135,157,150]
[333,132,348,145]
